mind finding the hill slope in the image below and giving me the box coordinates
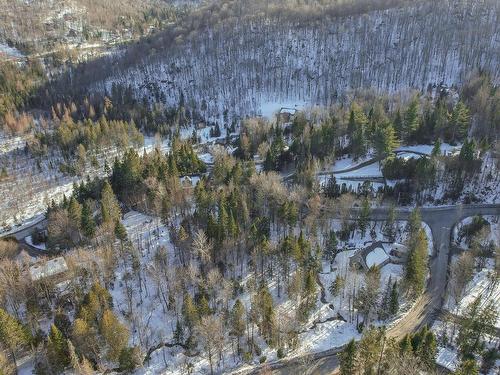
[61,0,499,120]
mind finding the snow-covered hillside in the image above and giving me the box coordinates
[89,0,500,120]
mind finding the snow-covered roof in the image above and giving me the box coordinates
[279,107,298,115]
[198,153,214,164]
[392,243,408,252]
[366,247,389,268]
[436,347,459,371]
[29,257,68,281]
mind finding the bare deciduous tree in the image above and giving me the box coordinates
[195,315,224,375]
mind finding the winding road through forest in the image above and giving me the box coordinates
[234,203,500,375]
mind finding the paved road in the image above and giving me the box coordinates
[234,203,500,375]
[0,217,49,256]
[0,217,47,241]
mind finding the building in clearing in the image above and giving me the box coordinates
[365,247,390,268]
[29,256,68,282]
[389,243,408,259]
[278,107,298,124]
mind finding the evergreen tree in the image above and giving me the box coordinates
[355,266,381,325]
[393,109,404,141]
[47,324,70,372]
[432,99,449,140]
[389,281,399,316]
[356,328,384,373]
[68,197,82,224]
[197,295,211,317]
[352,123,367,159]
[182,294,199,332]
[118,346,142,372]
[373,121,399,160]
[419,329,437,367]
[173,319,184,344]
[230,300,245,353]
[450,101,470,141]
[358,197,371,237]
[454,359,479,375]
[349,103,368,159]
[100,181,121,224]
[431,138,442,158]
[339,339,357,375]
[324,175,340,198]
[100,309,129,362]
[385,205,396,241]
[0,308,30,366]
[329,275,345,297]
[114,220,128,242]
[254,284,275,344]
[404,228,428,297]
[80,200,96,238]
[407,207,422,237]
[324,230,338,263]
[347,109,356,139]
[302,270,317,313]
[459,139,478,173]
[399,333,412,353]
[379,277,392,320]
[54,310,71,338]
[457,296,497,359]
[404,98,420,141]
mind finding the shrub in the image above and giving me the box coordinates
[277,347,285,359]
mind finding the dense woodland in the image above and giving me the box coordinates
[41,0,499,124]
[0,1,499,374]
[0,0,194,55]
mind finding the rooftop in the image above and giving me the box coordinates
[29,257,69,281]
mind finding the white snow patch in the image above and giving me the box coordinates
[25,235,47,251]
[366,247,389,268]
[436,347,459,371]
[259,99,307,120]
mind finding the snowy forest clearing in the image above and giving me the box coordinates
[258,99,308,120]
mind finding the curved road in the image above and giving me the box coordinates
[233,203,500,375]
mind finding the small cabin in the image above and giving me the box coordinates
[278,107,298,124]
[390,243,408,258]
[29,257,69,282]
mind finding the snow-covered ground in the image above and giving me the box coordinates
[334,161,382,179]
[436,212,500,373]
[95,1,498,123]
[433,317,500,374]
[107,210,434,375]
[433,151,500,205]
[444,215,500,329]
[0,122,225,233]
[395,143,461,156]
[318,160,384,191]
[258,99,308,120]
[114,211,362,374]
[0,42,24,59]
[0,133,28,155]
[25,234,47,251]
[435,345,459,372]
[452,215,499,249]
[331,154,375,172]
[445,258,500,328]
[366,247,389,268]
